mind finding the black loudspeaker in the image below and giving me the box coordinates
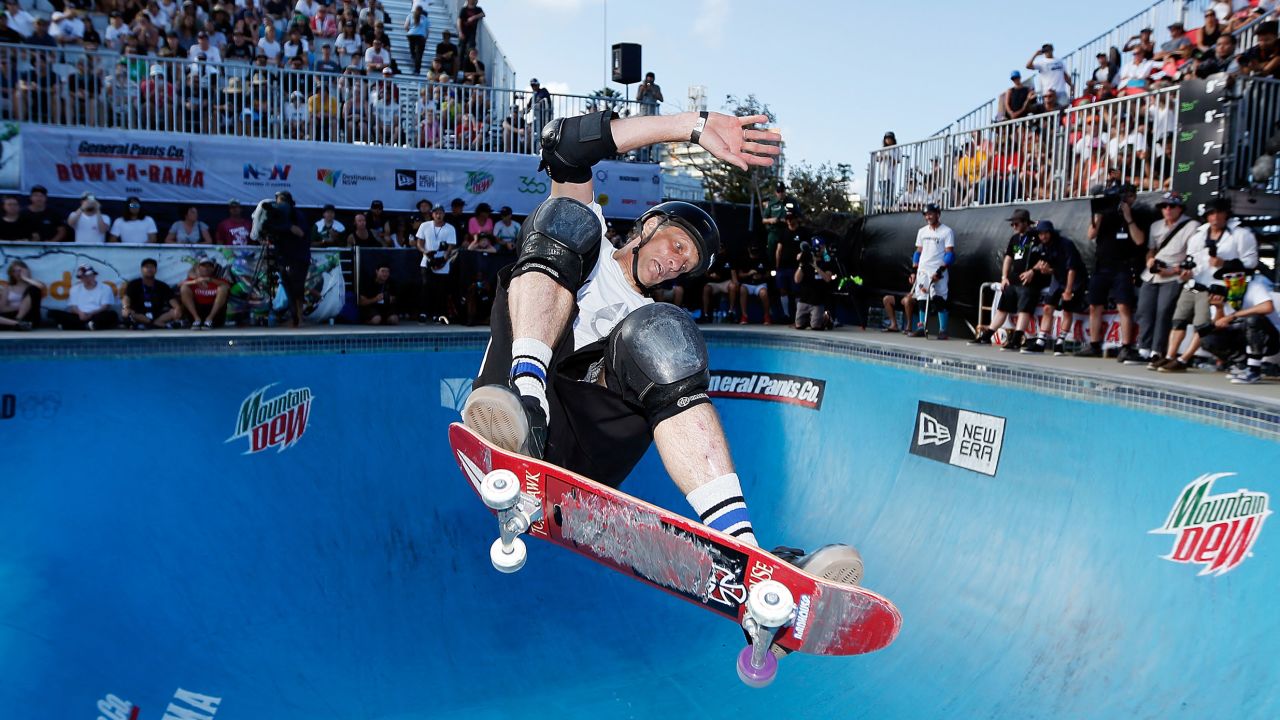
[611,43,641,84]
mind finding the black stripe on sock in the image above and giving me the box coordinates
[699,495,746,521]
[512,354,548,368]
[729,526,755,537]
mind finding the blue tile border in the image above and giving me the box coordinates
[4,328,1278,440]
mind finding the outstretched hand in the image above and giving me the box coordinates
[697,113,781,171]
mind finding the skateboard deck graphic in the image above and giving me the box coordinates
[449,422,902,656]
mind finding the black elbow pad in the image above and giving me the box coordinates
[538,110,618,184]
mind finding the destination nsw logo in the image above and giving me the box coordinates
[227,383,314,454]
[1150,472,1271,576]
[707,371,825,410]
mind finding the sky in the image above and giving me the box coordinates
[484,0,1153,193]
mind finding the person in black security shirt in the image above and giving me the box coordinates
[123,257,183,329]
[1023,221,1089,355]
[735,243,774,324]
[774,207,808,320]
[358,262,399,326]
[1076,183,1145,361]
[971,208,1041,349]
[262,191,310,328]
[0,195,35,241]
[23,185,67,242]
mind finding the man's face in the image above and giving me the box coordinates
[141,263,157,280]
[355,214,367,229]
[1161,204,1183,222]
[197,263,213,278]
[1217,36,1235,59]
[1260,31,1276,51]
[632,220,699,287]
[925,210,940,225]
[376,266,390,282]
[1038,230,1053,244]
[229,204,241,216]
[1044,90,1057,105]
[1011,219,1029,234]
[1208,209,1228,230]
[29,191,45,208]
[432,209,445,225]
[2,198,17,215]
[785,216,801,232]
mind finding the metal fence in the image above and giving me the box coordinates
[867,86,1181,215]
[445,0,516,91]
[1227,76,1280,191]
[0,44,649,156]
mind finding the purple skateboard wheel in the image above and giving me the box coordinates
[736,644,779,688]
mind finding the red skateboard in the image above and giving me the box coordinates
[449,422,901,685]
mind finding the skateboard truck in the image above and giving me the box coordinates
[479,469,544,573]
[736,580,795,688]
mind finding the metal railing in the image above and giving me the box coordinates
[1228,76,1280,191]
[445,0,516,90]
[935,0,1216,137]
[868,86,1181,215]
[0,45,645,155]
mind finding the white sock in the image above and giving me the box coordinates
[686,473,757,546]
[510,338,552,419]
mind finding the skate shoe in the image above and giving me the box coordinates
[754,544,865,659]
[462,384,547,458]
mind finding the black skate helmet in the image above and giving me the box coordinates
[632,201,719,289]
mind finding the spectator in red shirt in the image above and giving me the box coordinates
[180,257,231,329]
[216,200,254,245]
[312,4,339,38]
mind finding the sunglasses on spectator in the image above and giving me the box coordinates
[1220,272,1247,281]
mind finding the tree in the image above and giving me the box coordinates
[787,161,856,216]
[697,94,779,205]
[589,86,624,115]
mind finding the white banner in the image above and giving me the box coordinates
[17,124,663,218]
[0,242,345,321]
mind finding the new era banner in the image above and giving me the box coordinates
[18,124,663,217]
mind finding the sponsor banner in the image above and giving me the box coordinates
[909,400,1006,476]
[0,242,345,320]
[991,288,1127,350]
[18,124,662,217]
[227,383,314,454]
[708,370,826,410]
[1150,472,1271,576]
[0,121,20,190]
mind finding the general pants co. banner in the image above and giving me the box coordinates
[0,242,346,321]
[17,124,663,217]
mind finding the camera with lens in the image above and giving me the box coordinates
[1180,256,1197,271]
[1205,237,1218,258]
[1151,259,1168,272]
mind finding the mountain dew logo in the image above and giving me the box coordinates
[227,383,314,454]
[465,170,494,194]
[1150,473,1271,576]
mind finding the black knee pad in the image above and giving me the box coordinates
[510,196,602,293]
[605,303,711,425]
[538,110,618,184]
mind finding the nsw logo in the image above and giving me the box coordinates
[243,163,291,181]
[909,401,1005,476]
[1150,472,1271,577]
[227,383,313,454]
[316,168,342,187]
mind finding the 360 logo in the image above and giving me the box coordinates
[517,175,547,194]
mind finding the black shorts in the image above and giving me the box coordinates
[1087,266,1136,307]
[476,269,654,489]
[360,302,396,323]
[1042,287,1088,314]
[279,255,309,301]
[996,284,1043,314]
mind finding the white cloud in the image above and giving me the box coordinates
[693,0,728,48]
[524,0,591,11]
[541,80,573,97]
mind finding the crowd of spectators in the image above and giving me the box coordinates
[878,5,1280,213]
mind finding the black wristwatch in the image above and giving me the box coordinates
[690,111,708,144]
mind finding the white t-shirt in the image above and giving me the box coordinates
[334,35,363,58]
[314,219,345,235]
[914,222,956,300]
[571,203,649,351]
[188,45,223,64]
[69,282,116,314]
[1187,223,1259,287]
[257,38,282,62]
[1033,57,1070,97]
[416,221,457,273]
[295,0,320,19]
[70,211,110,243]
[1222,275,1280,330]
[364,47,390,66]
[109,216,158,244]
[7,9,34,37]
[493,219,521,246]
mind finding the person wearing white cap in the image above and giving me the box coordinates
[48,265,120,330]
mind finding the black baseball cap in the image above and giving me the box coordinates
[1206,197,1232,215]
[451,197,465,207]
[1213,258,1249,278]
[370,199,384,209]
[1155,192,1185,208]
[1006,208,1032,223]
[923,203,942,214]
[775,181,786,191]
[29,184,48,195]
[323,203,336,212]
[499,205,512,215]
[475,202,491,213]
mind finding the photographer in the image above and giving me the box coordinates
[415,204,456,324]
[775,205,807,320]
[1156,198,1259,373]
[358,262,400,326]
[255,191,310,328]
[1075,184,1144,362]
[1136,193,1199,366]
[635,72,663,116]
[1198,260,1280,385]
[67,193,110,243]
[793,242,833,331]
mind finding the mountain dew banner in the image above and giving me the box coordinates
[0,242,346,321]
[17,124,662,217]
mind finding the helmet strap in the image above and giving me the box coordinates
[629,217,668,297]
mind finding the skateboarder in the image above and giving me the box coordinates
[462,108,860,581]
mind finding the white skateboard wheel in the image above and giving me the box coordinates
[480,469,520,510]
[490,536,527,573]
[746,580,795,629]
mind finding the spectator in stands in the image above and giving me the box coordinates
[493,206,520,252]
[364,36,390,74]
[909,203,955,339]
[215,199,253,245]
[295,0,321,21]
[308,82,339,138]
[366,199,393,245]
[335,21,363,66]
[68,194,110,244]
[402,6,430,75]
[25,17,54,48]
[107,197,159,244]
[15,51,61,124]
[1086,53,1117,100]
[50,265,119,330]
[1197,9,1225,55]
[284,88,310,138]
[4,0,34,39]
[312,204,346,247]
[1030,88,1060,116]
[190,30,222,65]
[1154,22,1193,63]
[1200,260,1280,385]
[0,196,34,242]
[1026,221,1089,356]
[1118,47,1157,94]
[104,12,131,51]
[0,12,24,44]
[971,209,1038,350]
[1027,43,1073,108]
[0,260,42,330]
[432,29,458,74]
[526,77,553,140]
[50,9,85,46]
[466,230,498,253]
[461,47,486,84]
[358,262,399,325]
[166,206,213,244]
[258,22,283,65]
[123,257,183,329]
[179,257,230,329]
[1241,21,1280,78]
[737,244,773,325]
[457,0,484,54]
[1075,184,1144,362]
[346,212,384,247]
[445,197,467,236]
[636,72,663,115]
[1137,193,1199,365]
[466,202,493,246]
[1157,198,1259,373]
[416,204,455,323]
[1000,71,1035,121]
[1195,33,1240,78]
[363,20,391,53]
[173,14,201,53]
[342,72,369,141]
[24,186,67,243]
[700,243,737,323]
[1124,27,1155,56]
[314,43,341,73]
[283,25,310,63]
[358,0,389,31]
[312,4,338,39]
[369,67,401,142]
[226,29,256,62]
